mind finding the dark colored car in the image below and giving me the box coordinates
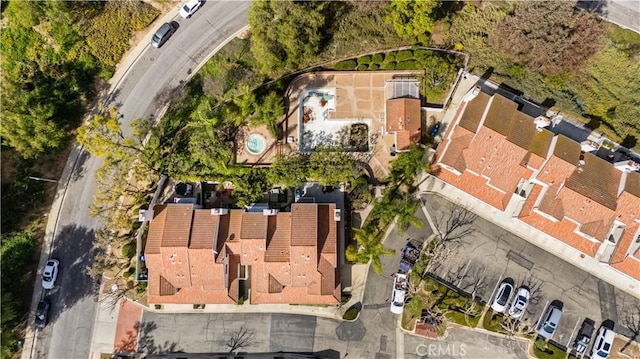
[573,318,595,354]
[35,300,50,329]
[151,22,177,48]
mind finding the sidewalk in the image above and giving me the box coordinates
[418,174,640,299]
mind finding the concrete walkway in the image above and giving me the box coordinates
[418,174,640,299]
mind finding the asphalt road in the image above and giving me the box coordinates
[25,2,250,359]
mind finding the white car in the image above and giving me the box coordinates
[42,259,59,290]
[390,273,408,314]
[591,326,615,359]
[179,0,202,18]
[508,287,530,319]
[491,281,513,313]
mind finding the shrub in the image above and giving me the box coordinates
[122,242,136,259]
[335,59,357,70]
[85,2,160,67]
[372,53,384,64]
[357,55,372,64]
[123,266,136,279]
[357,63,368,71]
[136,281,147,295]
[396,50,414,62]
[381,61,396,70]
[368,63,380,70]
[413,49,431,62]
[396,60,420,70]
[384,52,396,63]
[343,306,360,320]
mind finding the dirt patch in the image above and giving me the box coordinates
[612,337,640,359]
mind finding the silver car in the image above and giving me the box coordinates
[151,22,177,48]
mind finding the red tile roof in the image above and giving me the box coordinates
[386,98,422,150]
[146,203,340,305]
[434,92,640,281]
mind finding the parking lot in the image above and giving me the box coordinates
[421,193,640,349]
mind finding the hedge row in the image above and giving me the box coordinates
[333,49,455,72]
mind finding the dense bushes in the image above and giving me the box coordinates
[85,2,160,68]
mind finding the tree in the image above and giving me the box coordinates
[266,154,309,189]
[309,147,358,187]
[384,0,439,43]
[620,302,640,352]
[226,326,256,353]
[388,144,428,190]
[492,1,607,75]
[346,226,395,274]
[394,194,424,235]
[249,0,326,76]
[253,92,285,138]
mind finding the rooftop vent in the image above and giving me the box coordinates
[334,209,341,221]
[211,208,229,215]
[263,209,279,216]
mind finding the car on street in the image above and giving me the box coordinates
[507,287,530,320]
[390,273,408,314]
[573,318,595,355]
[591,326,615,359]
[35,300,50,329]
[42,259,59,290]
[179,0,202,18]
[538,304,562,339]
[491,280,513,313]
[151,22,177,48]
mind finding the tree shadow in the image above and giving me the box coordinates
[70,148,92,182]
[621,135,637,150]
[137,320,182,354]
[583,114,602,130]
[46,224,96,323]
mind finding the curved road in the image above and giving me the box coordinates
[23,2,249,359]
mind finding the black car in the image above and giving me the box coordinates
[573,318,595,354]
[35,300,50,329]
[151,22,177,48]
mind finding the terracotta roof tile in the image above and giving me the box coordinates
[188,248,221,288]
[265,214,291,262]
[386,98,422,150]
[439,132,473,173]
[553,135,581,165]
[317,204,337,255]
[319,255,337,295]
[241,212,267,239]
[565,153,620,211]
[159,276,177,296]
[624,171,640,197]
[538,184,565,220]
[160,204,193,247]
[268,274,284,293]
[483,95,517,136]
[459,92,490,132]
[145,205,167,255]
[528,129,554,161]
[159,247,191,288]
[189,209,218,249]
[291,204,317,246]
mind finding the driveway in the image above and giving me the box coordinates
[421,193,640,350]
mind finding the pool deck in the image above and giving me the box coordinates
[235,124,286,165]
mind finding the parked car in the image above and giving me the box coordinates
[573,318,595,355]
[42,259,59,290]
[390,273,408,314]
[538,304,562,339]
[508,287,530,320]
[491,281,513,313]
[591,326,615,359]
[35,300,50,329]
[179,0,202,18]
[151,22,177,48]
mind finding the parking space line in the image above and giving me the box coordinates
[486,275,503,309]
[535,300,550,331]
[567,316,581,349]
[456,259,472,288]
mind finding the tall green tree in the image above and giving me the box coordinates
[384,0,439,43]
[346,226,395,274]
[394,194,424,235]
[309,147,358,187]
[388,144,428,189]
[266,154,309,189]
[249,0,326,76]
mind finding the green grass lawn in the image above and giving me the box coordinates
[444,310,481,328]
[482,312,506,333]
[532,337,568,359]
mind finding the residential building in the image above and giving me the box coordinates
[144,202,341,306]
[433,91,640,281]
